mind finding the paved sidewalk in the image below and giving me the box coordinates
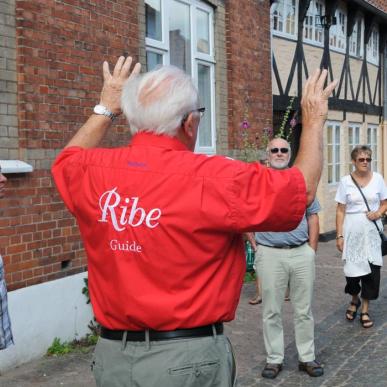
[2,238,387,386]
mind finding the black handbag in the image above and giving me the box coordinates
[350,174,387,256]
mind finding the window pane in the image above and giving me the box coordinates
[197,9,210,54]
[327,144,332,162]
[335,164,340,181]
[146,0,162,41]
[328,165,333,184]
[335,126,340,143]
[327,126,332,144]
[146,51,163,71]
[197,64,212,147]
[169,0,191,73]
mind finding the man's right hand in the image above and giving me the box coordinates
[294,69,338,205]
[100,56,141,116]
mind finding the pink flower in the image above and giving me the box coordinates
[241,119,251,129]
[290,118,297,128]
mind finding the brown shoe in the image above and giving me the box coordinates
[261,363,282,379]
[298,360,324,377]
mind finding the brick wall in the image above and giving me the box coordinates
[225,0,272,153]
[0,0,18,160]
[1,0,140,290]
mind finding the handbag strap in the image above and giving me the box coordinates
[350,173,382,235]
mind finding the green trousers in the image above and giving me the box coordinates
[91,332,237,387]
[256,243,316,364]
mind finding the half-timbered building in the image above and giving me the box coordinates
[271,0,387,232]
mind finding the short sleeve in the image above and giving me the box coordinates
[231,163,307,233]
[306,198,321,216]
[335,177,347,204]
[378,174,387,200]
[51,146,86,214]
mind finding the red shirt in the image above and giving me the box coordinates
[52,132,306,330]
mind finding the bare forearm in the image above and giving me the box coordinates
[294,121,324,205]
[336,205,345,235]
[65,114,112,149]
[307,214,319,250]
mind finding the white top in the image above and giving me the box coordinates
[335,172,387,212]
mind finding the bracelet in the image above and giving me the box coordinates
[336,235,344,240]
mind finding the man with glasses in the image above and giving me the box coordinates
[250,137,323,379]
[0,166,14,350]
[52,56,336,387]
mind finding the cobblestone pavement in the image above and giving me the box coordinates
[2,238,387,386]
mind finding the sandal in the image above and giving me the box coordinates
[360,312,374,328]
[248,296,262,305]
[346,299,361,321]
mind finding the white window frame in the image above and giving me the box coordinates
[367,124,378,172]
[327,121,341,184]
[348,123,360,173]
[145,0,216,154]
[271,0,298,40]
[366,25,379,66]
[303,0,324,47]
[329,3,346,53]
[349,16,364,58]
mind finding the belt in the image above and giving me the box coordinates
[100,323,224,342]
[260,241,308,249]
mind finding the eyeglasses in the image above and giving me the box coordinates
[357,157,372,163]
[269,147,289,154]
[181,107,206,125]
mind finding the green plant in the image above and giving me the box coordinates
[46,338,73,356]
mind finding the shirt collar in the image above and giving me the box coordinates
[130,132,189,151]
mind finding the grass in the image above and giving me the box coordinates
[46,334,98,356]
[244,271,256,283]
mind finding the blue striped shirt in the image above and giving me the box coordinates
[0,255,14,349]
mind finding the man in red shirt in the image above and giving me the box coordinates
[52,56,336,387]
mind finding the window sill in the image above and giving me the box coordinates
[0,160,34,174]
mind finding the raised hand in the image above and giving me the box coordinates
[301,69,338,128]
[100,56,141,115]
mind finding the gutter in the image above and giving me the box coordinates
[347,0,387,20]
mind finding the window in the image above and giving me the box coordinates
[329,5,346,52]
[366,25,379,65]
[348,123,360,173]
[303,0,324,45]
[327,122,341,184]
[367,125,378,172]
[271,0,298,38]
[145,0,216,154]
[349,16,363,58]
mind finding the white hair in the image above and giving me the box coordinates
[121,65,199,137]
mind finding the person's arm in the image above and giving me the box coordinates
[336,203,346,252]
[66,56,141,149]
[366,199,387,221]
[293,69,338,205]
[244,232,257,251]
[307,213,319,251]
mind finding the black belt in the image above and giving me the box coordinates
[100,323,224,342]
[260,241,308,249]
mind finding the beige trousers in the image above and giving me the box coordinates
[256,243,316,364]
[91,333,237,387]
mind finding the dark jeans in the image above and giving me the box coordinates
[345,263,381,300]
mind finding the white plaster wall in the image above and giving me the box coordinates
[0,272,93,373]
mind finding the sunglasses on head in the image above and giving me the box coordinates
[270,147,289,154]
[357,157,372,163]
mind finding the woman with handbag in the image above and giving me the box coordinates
[335,145,387,328]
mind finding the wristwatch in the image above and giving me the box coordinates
[93,104,118,121]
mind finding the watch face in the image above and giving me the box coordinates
[94,105,106,115]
